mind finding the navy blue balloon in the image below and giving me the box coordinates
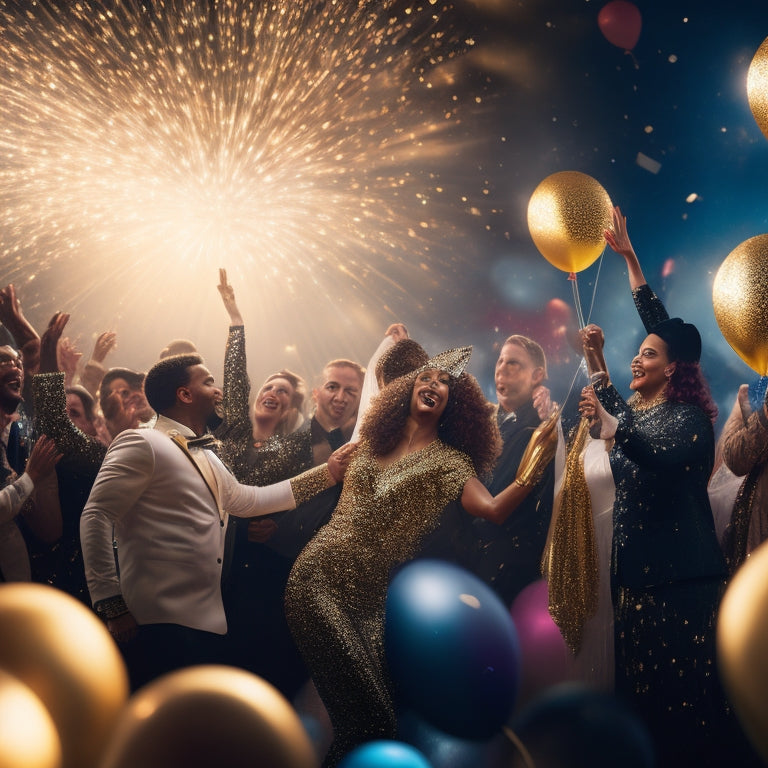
[385,559,521,739]
[338,740,433,768]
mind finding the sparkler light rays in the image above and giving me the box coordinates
[0,0,496,375]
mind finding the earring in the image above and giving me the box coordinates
[664,368,672,378]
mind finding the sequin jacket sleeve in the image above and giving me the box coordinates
[594,382,713,470]
[221,325,250,429]
[289,463,335,507]
[631,283,669,333]
[32,372,107,470]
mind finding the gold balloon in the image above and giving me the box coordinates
[99,666,317,768]
[527,171,613,273]
[0,584,129,768]
[712,234,768,375]
[748,36,768,141]
[718,539,768,762]
[0,669,62,768]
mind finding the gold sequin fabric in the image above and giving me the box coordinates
[284,439,475,765]
[543,418,598,653]
[289,463,333,507]
[215,325,312,485]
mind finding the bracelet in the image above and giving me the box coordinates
[590,371,609,387]
[94,595,129,621]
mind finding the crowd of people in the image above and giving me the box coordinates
[0,207,764,766]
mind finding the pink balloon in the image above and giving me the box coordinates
[509,580,579,711]
[598,0,641,51]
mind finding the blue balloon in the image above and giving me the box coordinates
[338,740,433,768]
[385,559,521,740]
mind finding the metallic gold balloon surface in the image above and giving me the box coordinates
[527,171,613,273]
[712,234,768,375]
[0,584,129,768]
[0,669,62,768]
[748,36,768,141]
[717,539,768,762]
[100,666,317,768]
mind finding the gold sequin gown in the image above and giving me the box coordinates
[285,438,475,766]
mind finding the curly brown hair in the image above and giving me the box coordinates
[666,361,718,424]
[358,370,501,478]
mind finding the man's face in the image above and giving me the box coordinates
[182,364,223,421]
[312,365,362,430]
[494,342,544,414]
[105,377,154,422]
[66,393,96,436]
[0,346,23,413]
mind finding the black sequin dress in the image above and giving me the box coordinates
[215,325,316,696]
[285,439,475,766]
[593,285,748,766]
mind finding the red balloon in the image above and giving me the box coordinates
[598,1,641,51]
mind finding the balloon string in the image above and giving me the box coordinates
[584,248,605,325]
[624,49,639,70]
[560,247,606,414]
[570,273,586,330]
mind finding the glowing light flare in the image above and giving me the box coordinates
[0,0,492,374]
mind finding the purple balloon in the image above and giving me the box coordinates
[509,580,579,709]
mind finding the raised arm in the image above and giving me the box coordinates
[34,313,108,468]
[217,269,250,429]
[57,336,82,388]
[604,205,646,290]
[0,283,40,363]
[80,330,117,398]
[217,268,244,327]
[604,206,669,331]
[0,284,40,407]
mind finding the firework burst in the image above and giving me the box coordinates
[0,0,495,374]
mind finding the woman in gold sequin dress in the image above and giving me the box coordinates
[285,346,558,766]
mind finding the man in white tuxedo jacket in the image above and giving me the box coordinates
[80,353,346,689]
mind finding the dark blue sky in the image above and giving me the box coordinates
[448,0,768,428]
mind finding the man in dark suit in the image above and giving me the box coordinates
[472,334,555,606]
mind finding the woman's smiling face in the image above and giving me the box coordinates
[410,368,451,419]
[629,333,673,398]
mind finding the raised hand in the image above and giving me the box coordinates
[40,312,70,374]
[385,323,409,342]
[532,384,556,421]
[91,331,117,364]
[604,205,635,259]
[580,323,608,379]
[58,337,82,384]
[217,268,243,325]
[0,283,38,347]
